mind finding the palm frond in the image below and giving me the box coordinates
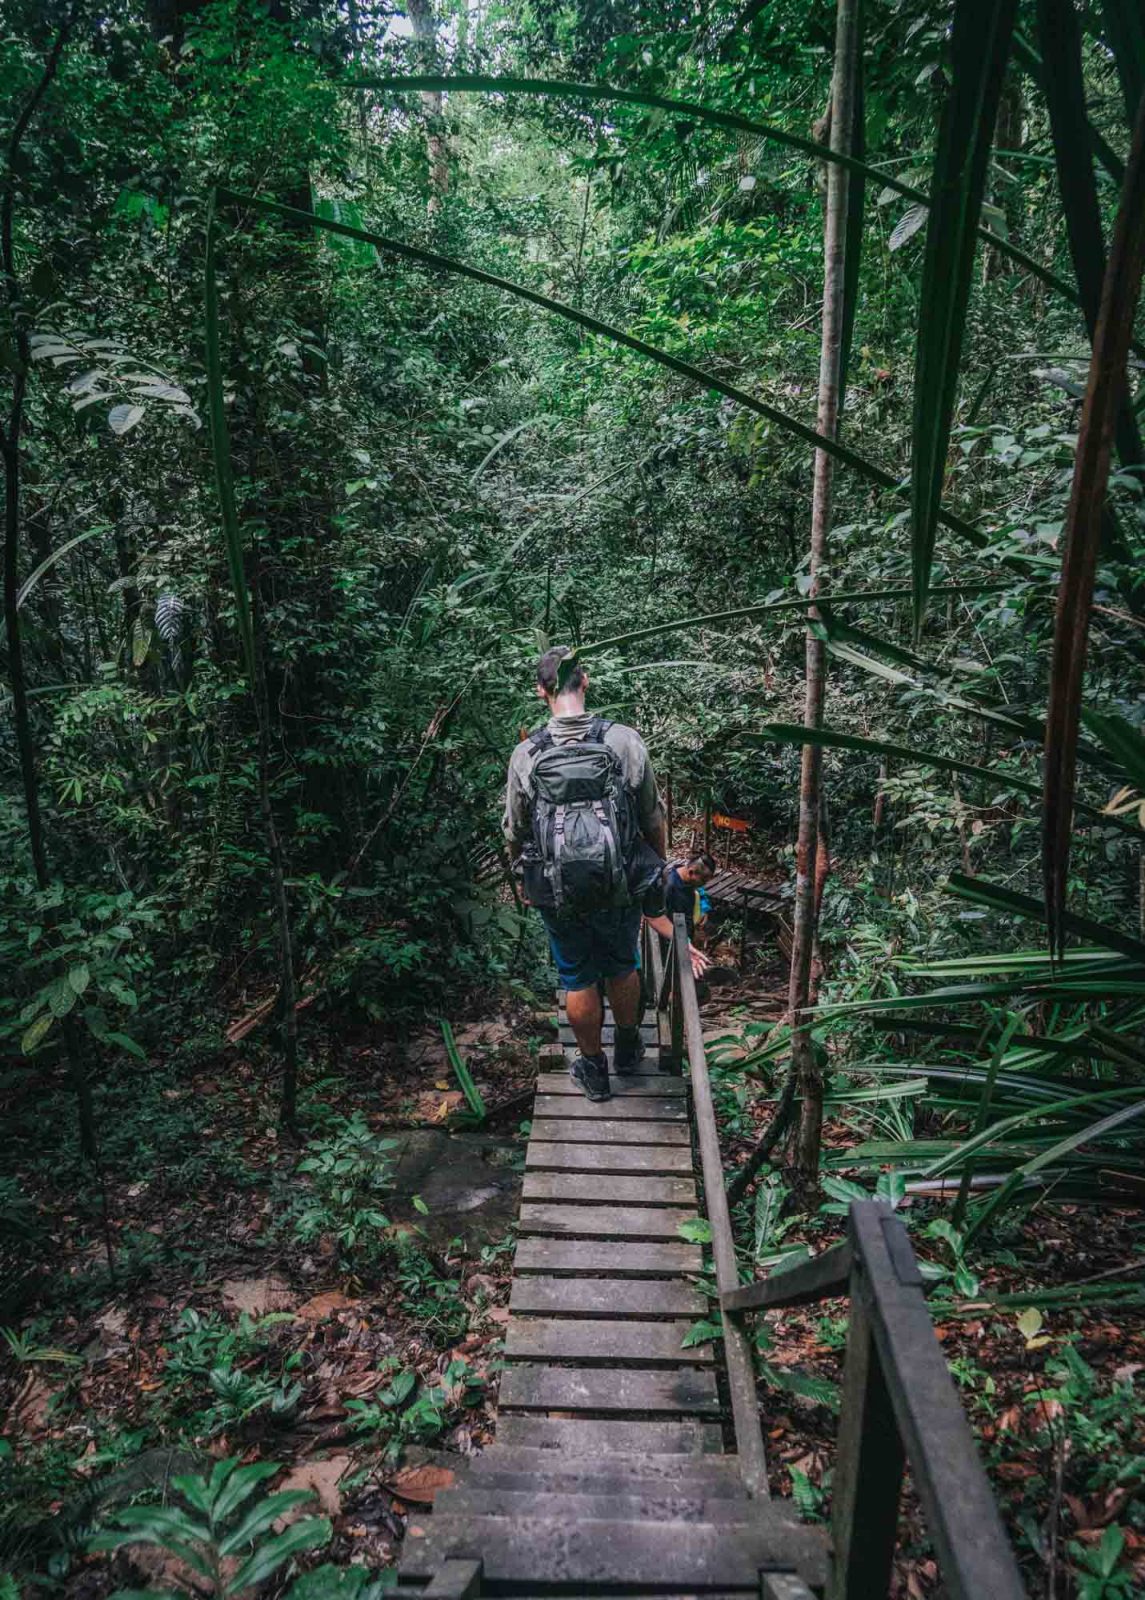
[910,0,1020,633]
[1043,100,1145,953]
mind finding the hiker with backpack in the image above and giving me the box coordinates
[503,647,667,1102]
[645,850,715,976]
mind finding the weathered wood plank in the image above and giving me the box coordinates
[530,1117,690,1145]
[559,1024,658,1044]
[468,1445,742,1486]
[522,1171,697,1207]
[536,1072,685,1097]
[504,1316,712,1364]
[509,1274,705,1318]
[401,1514,828,1590]
[435,1488,748,1523]
[498,1363,718,1414]
[514,1236,703,1277]
[533,1094,686,1122]
[721,1241,852,1313]
[525,1141,693,1174]
[518,1202,699,1240]
[494,1415,723,1454]
[466,1446,743,1490]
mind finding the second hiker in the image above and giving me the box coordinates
[503,646,666,1102]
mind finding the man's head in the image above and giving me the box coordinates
[535,645,589,709]
[678,852,716,886]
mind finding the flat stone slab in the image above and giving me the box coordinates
[530,1118,691,1145]
[526,1141,693,1174]
[509,1274,706,1318]
[498,1363,719,1414]
[514,1238,703,1276]
[504,1315,713,1364]
[518,1202,699,1240]
[522,1171,697,1207]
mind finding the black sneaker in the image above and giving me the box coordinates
[569,1053,611,1101]
[613,1028,646,1076]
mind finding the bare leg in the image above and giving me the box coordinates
[606,968,642,1028]
[566,983,604,1057]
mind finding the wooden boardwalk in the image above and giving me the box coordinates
[398,993,827,1597]
[394,921,1027,1598]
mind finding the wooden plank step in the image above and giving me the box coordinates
[435,1487,753,1523]
[530,1117,691,1145]
[559,1024,658,1044]
[401,1514,829,1590]
[514,1238,703,1276]
[499,1363,719,1414]
[536,1072,685,1096]
[468,1445,743,1486]
[526,1141,693,1174]
[492,1416,725,1454]
[519,1202,698,1240]
[510,1274,706,1318]
[593,1052,667,1075]
[504,1316,712,1364]
[522,1171,697,1207]
[533,1094,686,1122]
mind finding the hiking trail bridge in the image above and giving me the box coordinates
[393,917,1026,1599]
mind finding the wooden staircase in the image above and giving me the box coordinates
[397,976,826,1596]
[395,919,1028,1600]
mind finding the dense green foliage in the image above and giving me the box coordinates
[3,0,1145,1594]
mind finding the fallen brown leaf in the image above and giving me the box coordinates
[296,1290,355,1322]
[277,1455,352,1520]
[383,1464,455,1505]
[221,1276,294,1317]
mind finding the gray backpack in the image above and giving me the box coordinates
[520,718,637,914]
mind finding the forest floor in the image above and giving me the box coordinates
[3,876,1144,1597]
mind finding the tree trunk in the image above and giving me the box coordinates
[2,1,96,1163]
[406,0,449,212]
[789,0,860,1188]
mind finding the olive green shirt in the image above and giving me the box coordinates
[502,713,664,847]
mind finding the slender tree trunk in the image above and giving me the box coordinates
[252,571,300,1133]
[789,0,860,1187]
[406,0,449,213]
[2,1,95,1163]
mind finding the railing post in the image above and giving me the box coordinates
[669,959,684,1070]
[828,1222,905,1600]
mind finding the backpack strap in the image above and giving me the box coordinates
[527,724,555,753]
[585,716,612,744]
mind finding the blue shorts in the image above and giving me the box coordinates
[540,906,643,992]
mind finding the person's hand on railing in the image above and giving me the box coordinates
[688,943,711,979]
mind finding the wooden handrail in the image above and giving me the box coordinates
[722,1200,1026,1600]
[720,1241,852,1313]
[671,913,770,1500]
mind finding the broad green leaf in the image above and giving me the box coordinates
[21,1012,54,1054]
[108,403,144,435]
[230,1516,331,1592]
[218,1491,316,1556]
[677,1217,713,1243]
[209,1459,280,1525]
